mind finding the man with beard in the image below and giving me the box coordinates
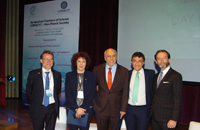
[151,50,182,130]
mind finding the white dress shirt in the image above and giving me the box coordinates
[128,68,146,106]
[42,67,55,105]
[157,66,170,82]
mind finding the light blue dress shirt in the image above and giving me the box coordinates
[105,63,117,83]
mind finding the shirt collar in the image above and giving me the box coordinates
[42,67,51,73]
[133,68,144,75]
[161,66,170,75]
[106,63,117,69]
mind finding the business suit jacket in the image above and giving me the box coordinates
[151,67,182,122]
[93,63,129,117]
[26,68,61,119]
[128,69,155,116]
[65,70,96,112]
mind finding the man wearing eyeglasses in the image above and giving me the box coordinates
[26,50,61,130]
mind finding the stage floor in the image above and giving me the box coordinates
[0,99,188,130]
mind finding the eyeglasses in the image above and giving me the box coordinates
[43,59,53,61]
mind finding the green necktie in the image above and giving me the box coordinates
[132,71,140,104]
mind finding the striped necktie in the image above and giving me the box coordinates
[44,72,50,107]
[157,72,163,88]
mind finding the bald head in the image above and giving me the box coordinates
[104,48,117,56]
[104,48,117,67]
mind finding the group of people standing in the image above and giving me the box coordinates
[26,48,182,130]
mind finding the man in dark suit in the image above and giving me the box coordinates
[151,50,182,130]
[93,48,129,130]
[26,50,61,130]
[125,52,155,130]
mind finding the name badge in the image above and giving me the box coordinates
[77,91,84,99]
[46,89,53,97]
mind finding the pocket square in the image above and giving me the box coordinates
[163,81,169,83]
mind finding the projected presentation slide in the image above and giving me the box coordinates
[117,0,200,82]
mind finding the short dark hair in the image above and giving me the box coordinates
[40,50,54,59]
[131,52,145,62]
[71,52,91,70]
[154,50,170,60]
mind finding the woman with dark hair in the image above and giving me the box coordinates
[65,52,96,130]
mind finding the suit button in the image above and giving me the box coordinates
[108,92,110,94]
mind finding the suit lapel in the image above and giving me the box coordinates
[129,70,132,81]
[154,73,158,91]
[110,64,120,90]
[83,71,91,96]
[161,68,172,82]
[51,69,57,96]
[144,69,149,96]
[52,69,55,85]
[72,71,78,91]
[157,68,172,90]
[38,68,44,93]
[101,64,108,90]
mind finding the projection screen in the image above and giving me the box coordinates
[117,0,200,83]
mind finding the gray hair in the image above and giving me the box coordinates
[104,48,117,57]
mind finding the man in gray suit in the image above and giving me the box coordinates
[151,50,182,130]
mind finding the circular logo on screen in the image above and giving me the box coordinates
[30,5,38,16]
[61,1,68,9]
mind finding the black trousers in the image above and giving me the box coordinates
[152,113,175,130]
[125,104,149,130]
[32,103,57,130]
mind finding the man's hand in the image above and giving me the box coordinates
[96,85,99,91]
[167,120,177,128]
[120,111,126,119]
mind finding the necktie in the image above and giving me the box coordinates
[157,72,163,88]
[132,71,140,104]
[44,72,50,107]
[107,67,112,90]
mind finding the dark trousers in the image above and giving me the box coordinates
[151,113,175,130]
[67,108,93,130]
[95,104,120,130]
[32,103,57,130]
[125,104,149,130]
